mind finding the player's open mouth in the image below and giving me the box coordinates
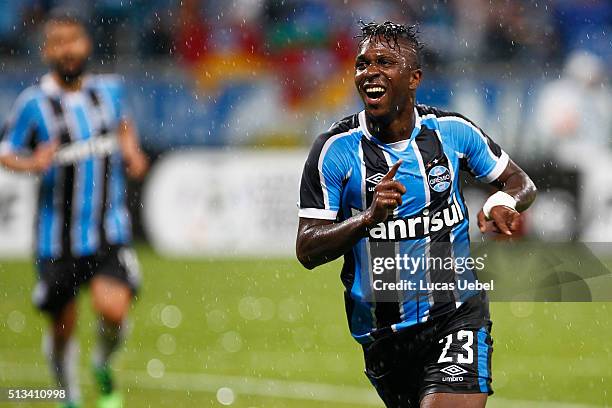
[363,85,387,100]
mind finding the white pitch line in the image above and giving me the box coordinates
[0,361,380,406]
[0,362,604,408]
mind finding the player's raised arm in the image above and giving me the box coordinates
[477,159,537,236]
[296,160,406,269]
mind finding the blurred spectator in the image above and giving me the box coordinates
[482,1,558,65]
[535,50,611,153]
[406,0,455,68]
[0,0,585,72]
[175,0,209,65]
[450,0,488,62]
[91,0,135,58]
[263,0,337,105]
[533,50,612,239]
[139,3,175,58]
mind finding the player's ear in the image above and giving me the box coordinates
[75,23,93,57]
[408,69,422,90]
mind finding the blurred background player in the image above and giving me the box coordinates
[296,22,536,407]
[0,8,148,408]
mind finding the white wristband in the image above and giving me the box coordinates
[483,191,517,219]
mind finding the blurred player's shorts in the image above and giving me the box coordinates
[32,246,141,314]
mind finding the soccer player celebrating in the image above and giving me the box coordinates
[0,9,148,408]
[296,22,536,408]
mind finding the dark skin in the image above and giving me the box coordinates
[355,38,422,141]
[296,36,537,408]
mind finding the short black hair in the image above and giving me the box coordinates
[46,7,87,28]
[358,21,423,68]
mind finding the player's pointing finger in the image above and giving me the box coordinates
[381,160,402,181]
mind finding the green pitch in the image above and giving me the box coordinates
[0,245,610,407]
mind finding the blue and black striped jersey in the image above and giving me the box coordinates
[0,74,132,259]
[299,105,509,343]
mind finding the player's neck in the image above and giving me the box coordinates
[51,71,84,92]
[366,106,415,144]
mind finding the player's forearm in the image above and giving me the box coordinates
[118,119,143,159]
[0,154,40,173]
[500,170,537,212]
[296,213,371,269]
[118,118,148,179]
[492,161,537,212]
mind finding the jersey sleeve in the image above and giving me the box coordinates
[298,132,351,220]
[0,91,49,155]
[439,115,509,183]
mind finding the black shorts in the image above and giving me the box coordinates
[362,293,493,408]
[33,246,141,315]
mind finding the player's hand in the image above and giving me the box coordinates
[31,139,58,172]
[477,206,520,236]
[125,149,149,180]
[364,160,406,226]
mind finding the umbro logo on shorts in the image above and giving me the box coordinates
[440,365,467,377]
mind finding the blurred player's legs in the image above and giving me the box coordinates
[35,246,140,408]
[43,300,81,407]
[91,275,132,408]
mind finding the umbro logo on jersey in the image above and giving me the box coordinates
[440,365,467,377]
[365,173,386,185]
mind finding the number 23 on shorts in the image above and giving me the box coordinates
[438,330,474,364]
[431,326,493,394]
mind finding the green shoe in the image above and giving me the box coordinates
[94,365,122,408]
[93,364,115,395]
[96,391,123,408]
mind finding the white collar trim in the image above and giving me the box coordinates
[40,73,93,95]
